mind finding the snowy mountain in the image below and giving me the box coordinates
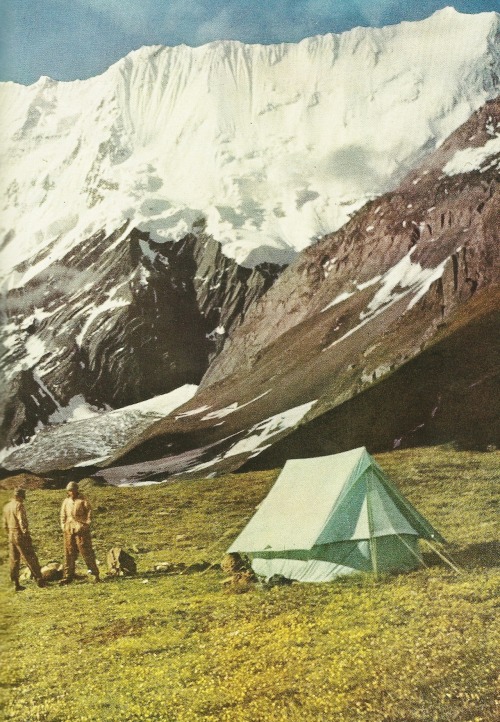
[1,9,499,478]
[3,97,499,480]
[1,7,499,282]
[0,229,281,447]
[101,98,500,480]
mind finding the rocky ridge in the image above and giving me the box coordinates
[0,228,282,448]
[201,101,500,388]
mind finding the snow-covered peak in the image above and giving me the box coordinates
[429,6,492,21]
[1,10,499,286]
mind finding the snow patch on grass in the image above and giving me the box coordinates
[187,400,317,472]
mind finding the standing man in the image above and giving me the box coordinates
[60,481,100,584]
[3,488,45,591]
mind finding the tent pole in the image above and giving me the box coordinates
[367,472,378,580]
[422,539,464,574]
[370,536,378,580]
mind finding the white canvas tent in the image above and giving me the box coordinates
[228,447,446,582]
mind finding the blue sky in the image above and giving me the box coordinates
[1,1,498,85]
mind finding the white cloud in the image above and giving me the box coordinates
[356,0,395,26]
[66,0,158,33]
[51,0,466,53]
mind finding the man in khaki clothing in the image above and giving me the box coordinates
[3,488,45,591]
[60,481,100,584]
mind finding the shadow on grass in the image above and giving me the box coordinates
[451,541,500,570]
[100,563,216,584]
[422,541,499,572]
[421,551,443,569]
[0,680,29,689]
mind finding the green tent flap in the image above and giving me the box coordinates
[228,447,445,582]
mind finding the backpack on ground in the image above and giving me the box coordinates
[107,547,137,576]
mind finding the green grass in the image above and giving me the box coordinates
[1,447,499,722]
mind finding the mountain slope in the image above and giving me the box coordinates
[3,98,498,480]
[2,9,500,456]
[239,290,499,470]
[101,98,500,478]
[201,100,500,388]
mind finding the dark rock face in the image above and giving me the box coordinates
[0,227,283,448]
[0,370,61,447]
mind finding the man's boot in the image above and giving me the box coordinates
[14,583,26,592]
[36,578,46,588]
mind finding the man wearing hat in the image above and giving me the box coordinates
[2,488,45,591]
[59,481,100,584]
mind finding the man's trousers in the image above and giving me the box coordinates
[8,531,43,583]
[63,527,99,579]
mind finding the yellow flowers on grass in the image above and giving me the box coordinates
[1,449,499,721]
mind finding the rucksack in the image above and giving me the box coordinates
[107,547,137,576]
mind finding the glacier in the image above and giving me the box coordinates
[1,7,499,285]
[0,384,198,472]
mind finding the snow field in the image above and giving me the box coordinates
[1,8,499,286]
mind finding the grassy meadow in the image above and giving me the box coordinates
[1,447,499,722]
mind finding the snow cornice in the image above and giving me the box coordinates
[2,8,499,89]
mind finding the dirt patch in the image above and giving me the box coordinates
[0,472,54,490]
